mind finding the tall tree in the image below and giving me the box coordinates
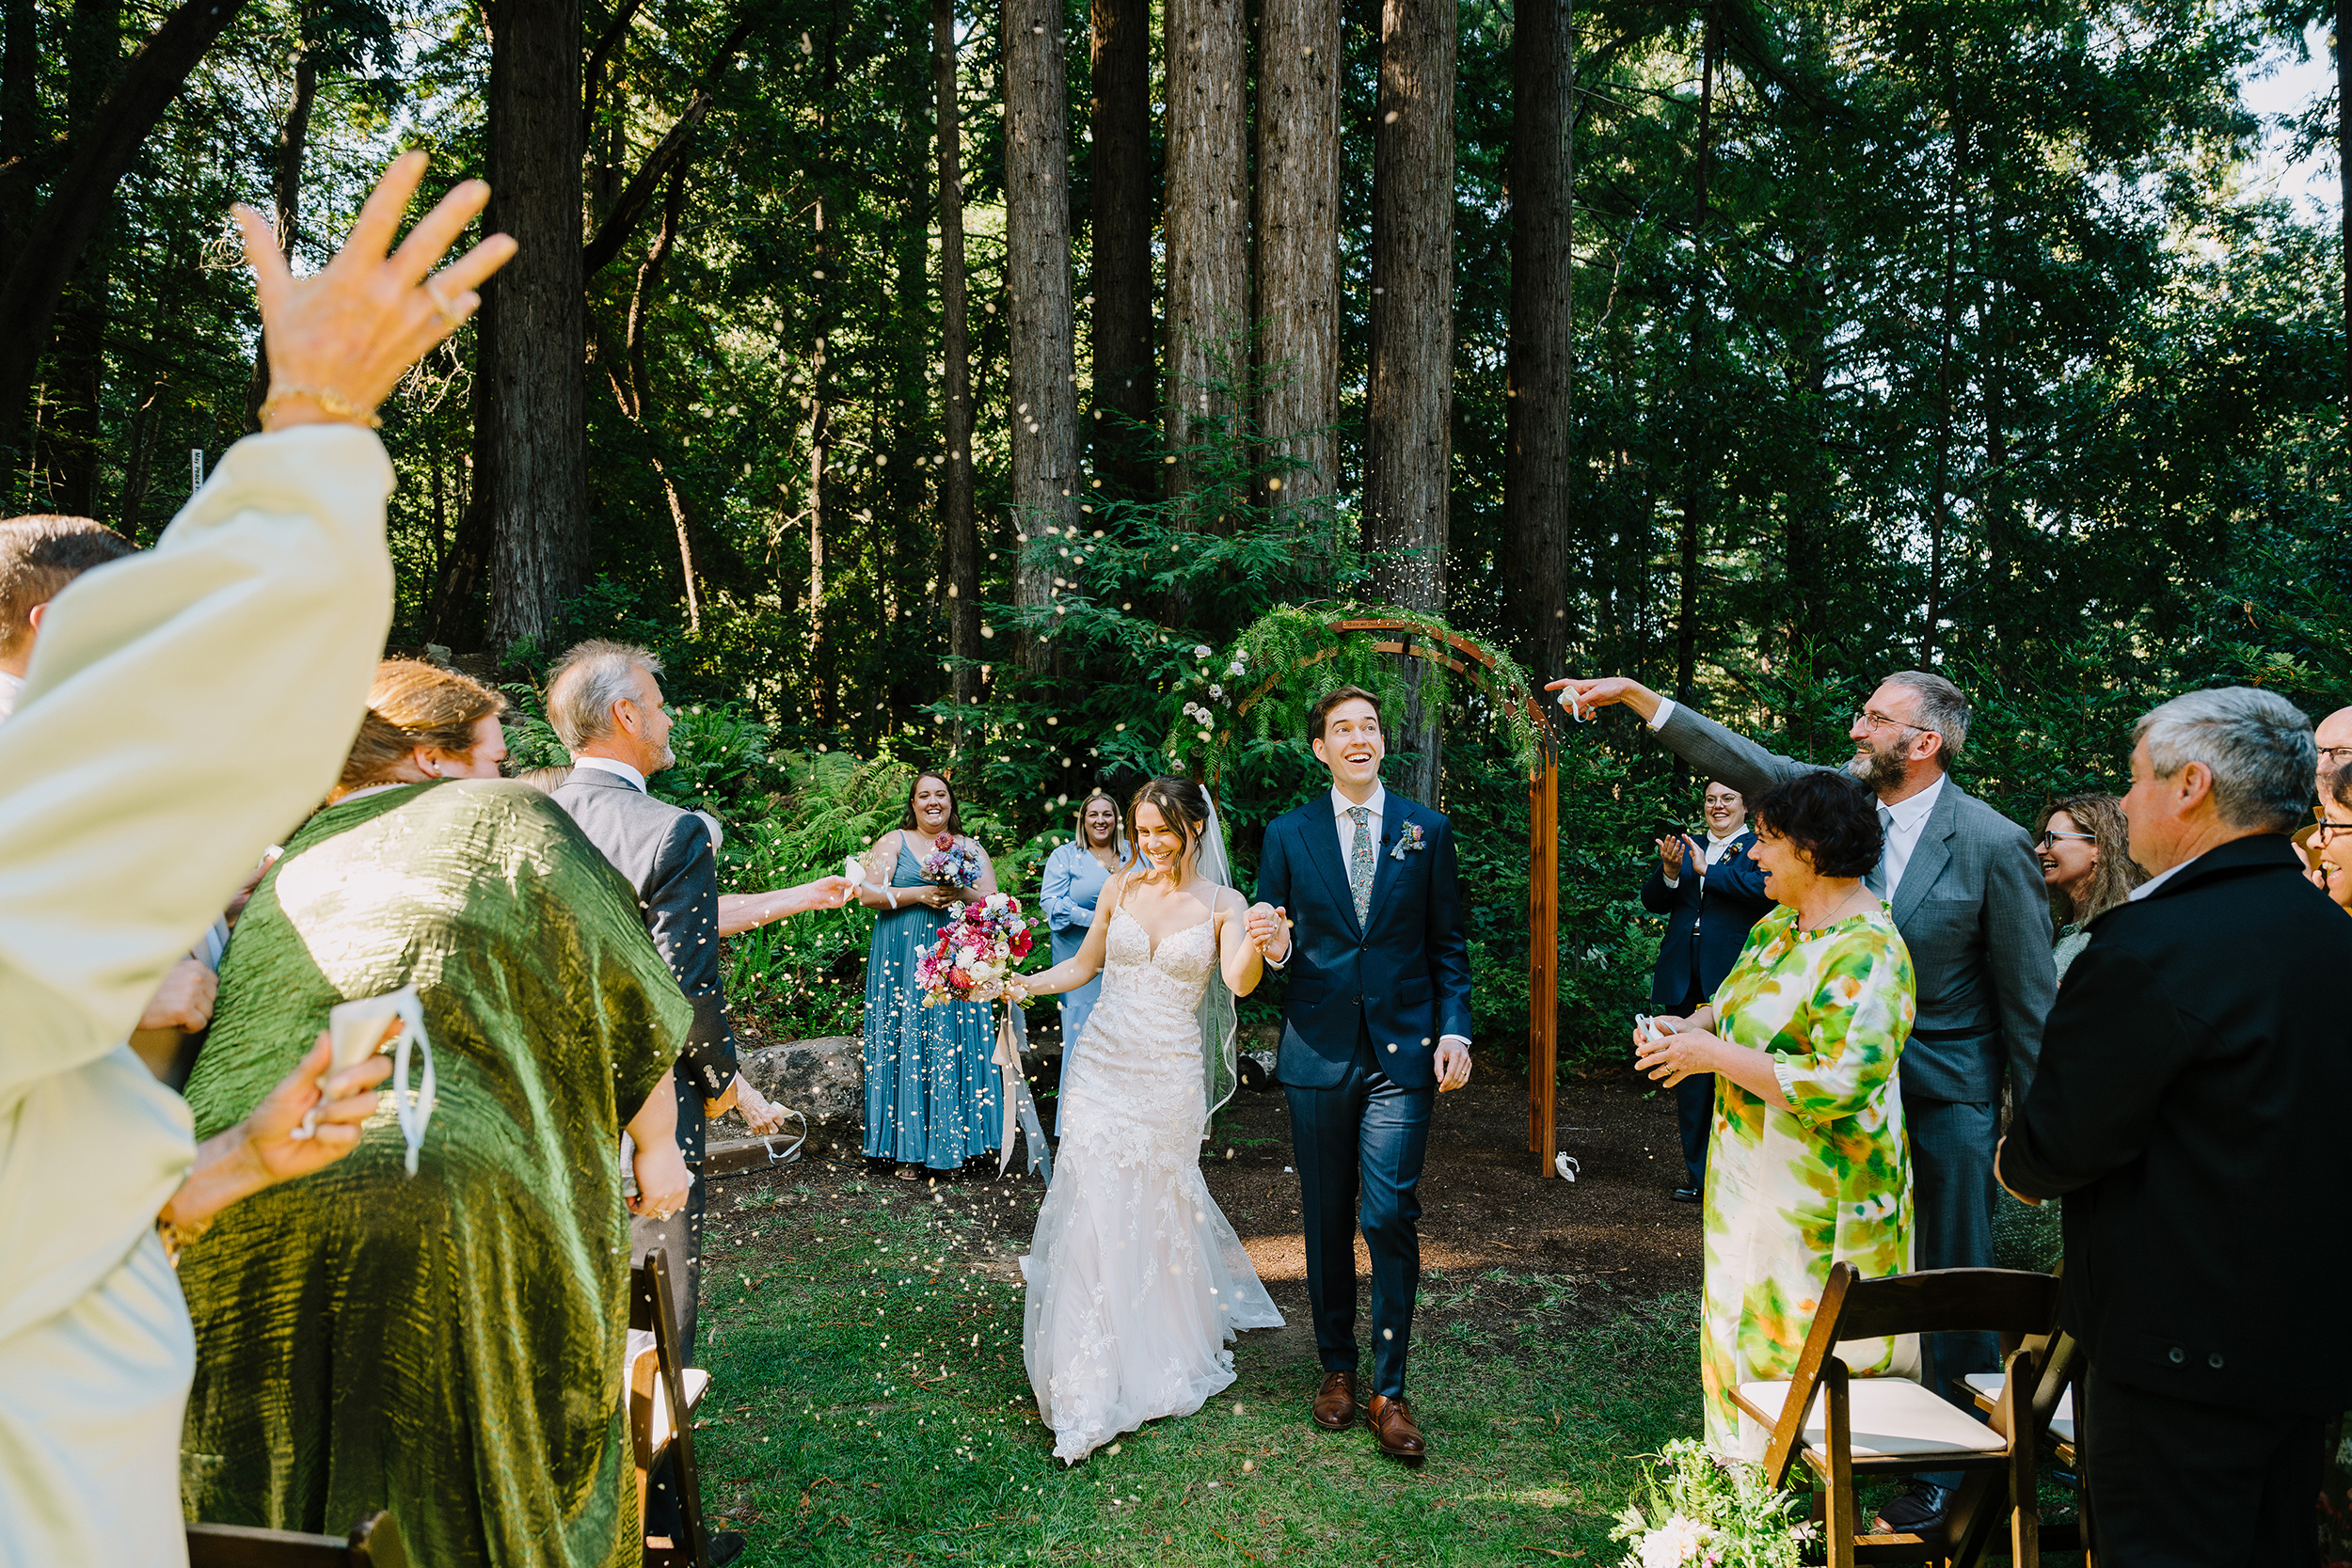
[806,8,843,720]
[1088,0,1153,495]
[1671,5,1717,720]
[1254,0,1340,518]
[1005,0,1080,672]
[0,0,37,260]
[242,34,319,430]
[1162,0,1247,498]
[1363,0,1456,803]
[478,0,590,654]
[41,0,125,515]
[0,0,254,484]
[1502,0,1571,677]
[936,0,981,714]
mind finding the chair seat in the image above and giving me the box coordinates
[1963,1370,2075,1444]
[626,1328,711,1451]
[1739,1375,2010,1458]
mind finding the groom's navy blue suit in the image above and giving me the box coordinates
[1256,786,1473,1399]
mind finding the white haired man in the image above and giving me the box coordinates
[2001,687,2351,1566]
[1548,668,2056,1532]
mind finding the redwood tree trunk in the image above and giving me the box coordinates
[1088,0,1153,496]
[935,0,981,715]
[480,0,589,655]
[1363,0,1455,804]
[1005,0,1080,672]
[1672,6,1716,721]
[1162,0,1247,498]
[0,0,252,479]
[1504,0,1571,678]
[1254,0,1339,520]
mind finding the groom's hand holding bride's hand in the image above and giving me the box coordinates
[1244,903,1291,962]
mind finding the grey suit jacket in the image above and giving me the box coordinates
[1657,704,2056,1103]
[550,767,737,1162]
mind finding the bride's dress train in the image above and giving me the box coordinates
[1021,903,1283,1464]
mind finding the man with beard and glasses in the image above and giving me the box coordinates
[1546,668,2054,1538]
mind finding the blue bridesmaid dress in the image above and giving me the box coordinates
[862,836,1000,1171]
[1038,841,1116,1133]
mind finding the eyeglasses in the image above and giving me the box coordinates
[2321,746,2352,765]
[2314,821,2352,846]
[1851,710,1924,736]
[2036,829,2096,849]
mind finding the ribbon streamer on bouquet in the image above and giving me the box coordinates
[385,990,437,1176]
[993,1001,1052,1184]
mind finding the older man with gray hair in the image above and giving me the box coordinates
[1549,665,2056,1532]
[2000,686,2351,1567]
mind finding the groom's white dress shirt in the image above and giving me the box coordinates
[1661,828,1744,889]
[1327,784,1471,1059]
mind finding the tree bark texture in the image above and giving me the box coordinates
[1162,0,1247,496]
[1672,6,1716,721]
[479,0,589,655]
[0,0,39,259]
[1004,0,1079,673]
[1253,0,1340,516]
[1364,0,1456,803]
[1503,0,1571,679]
[40,0,125,515]
[0,0,250,479]
[935,0,980,714]
[1088,0,1154,496]
[243,44,318,431]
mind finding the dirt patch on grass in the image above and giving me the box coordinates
[706,1068,1703,1343]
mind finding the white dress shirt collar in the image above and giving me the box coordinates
[1883,771,1946,832]
[2129,856,2193,901]
[573,754,648,793]
[1330,782,1388,825]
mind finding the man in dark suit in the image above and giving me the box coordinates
[2001,687,2352,1567]
[1244,686,1474,1462]
[1640,779,1772,1202]
[1550,668,2056,1530]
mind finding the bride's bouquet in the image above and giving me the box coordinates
[918,832,984,891]
[915,892,1035,1006]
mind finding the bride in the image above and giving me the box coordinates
[1009,776,1285,1463]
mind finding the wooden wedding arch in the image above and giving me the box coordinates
[1207,612,1567,1178]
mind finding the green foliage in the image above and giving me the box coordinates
[1610,1438,1814,1568]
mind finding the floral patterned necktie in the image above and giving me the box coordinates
[1347,806,1374,926]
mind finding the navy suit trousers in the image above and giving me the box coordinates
[1284,1027,1434,1399]
[1904,1089,1999,1488]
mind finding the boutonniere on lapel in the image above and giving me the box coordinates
[1390,823,1427,862]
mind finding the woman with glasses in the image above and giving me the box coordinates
[2034,795,2148,981]
[2312,770,2352,913]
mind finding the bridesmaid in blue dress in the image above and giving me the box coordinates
[858,771,1001,1179]
[1038,789,1127,1132]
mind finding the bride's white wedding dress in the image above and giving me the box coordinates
[1020,898,1283,1463]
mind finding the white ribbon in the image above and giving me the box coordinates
[993,1000,1051,1183]
[318,985,437,1176]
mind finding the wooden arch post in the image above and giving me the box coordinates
[1232,618,1565,1178]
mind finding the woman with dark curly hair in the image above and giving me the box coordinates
[1630,768,1919,1457]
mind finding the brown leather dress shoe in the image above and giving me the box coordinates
[1311,1370,1359,1430]
[1366,1393,1427,1459]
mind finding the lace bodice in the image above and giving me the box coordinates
[1099,905,1217,1020]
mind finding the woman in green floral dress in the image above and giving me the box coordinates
[1631,770,1918,1457]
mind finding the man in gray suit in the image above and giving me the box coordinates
[1551,669,2056,1532]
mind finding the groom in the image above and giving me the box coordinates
[1246,686,1473,1460]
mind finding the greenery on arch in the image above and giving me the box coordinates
[1162,603,1552,781]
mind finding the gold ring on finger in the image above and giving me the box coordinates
[423,277,463,329]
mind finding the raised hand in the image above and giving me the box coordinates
[1244,902,1290,960]
[1542,675,1664,724]
[238,150,517,432]
[1656,835,1689,878]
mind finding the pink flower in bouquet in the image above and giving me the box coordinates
[917,891,1032,1006]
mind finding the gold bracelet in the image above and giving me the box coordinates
[156,1213,215,1265]
[259,385,384,430]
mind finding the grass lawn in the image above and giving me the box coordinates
[688,1168,1705,1566]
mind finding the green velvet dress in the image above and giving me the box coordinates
[177,781,689,1568]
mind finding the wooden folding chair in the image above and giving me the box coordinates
[186,1510,406,1567]
[1729,1264,2060,1568]
[1961,1327,2094,1564]
[628,1246,714,1568]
